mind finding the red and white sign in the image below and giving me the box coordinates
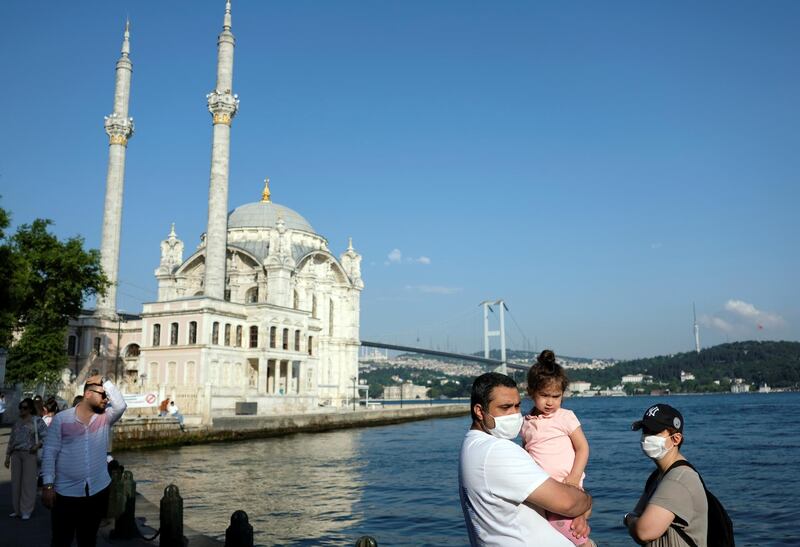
[123,392,159,408]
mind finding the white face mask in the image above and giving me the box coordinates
[641,433,675,460]
[487,412,523,440]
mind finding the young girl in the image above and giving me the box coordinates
[522,350,591,545]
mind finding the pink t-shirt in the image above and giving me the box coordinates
[521,408,583,485]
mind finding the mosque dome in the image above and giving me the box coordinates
[227,179,315,234]
[227,201,315,233]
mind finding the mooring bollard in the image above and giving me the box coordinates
[106,463,126,519]
[355,536,378,547]
[224,510,254,547]
[110,470,139,539]
[159,484,187,547]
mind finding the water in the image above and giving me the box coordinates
[120,393,800,546]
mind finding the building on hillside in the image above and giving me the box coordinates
[383,383,429,400]
[63,2,363,422]
[567,381,592,394]
[680,370,695,383]
[621,374,652,384]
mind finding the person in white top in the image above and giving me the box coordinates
[459,372,593,547]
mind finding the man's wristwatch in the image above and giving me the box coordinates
[43,483,54,490]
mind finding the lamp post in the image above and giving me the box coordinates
[351,376,357,411]
[114,312,125,382]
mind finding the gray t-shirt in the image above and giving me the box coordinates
[634,465,708,547]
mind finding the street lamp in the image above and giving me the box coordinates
[115,312,126,382]
[351,376,357,411]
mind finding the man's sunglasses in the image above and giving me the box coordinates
[88,390,108,400]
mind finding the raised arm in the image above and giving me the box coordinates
[526,477,592,518]
[103,378,127,425]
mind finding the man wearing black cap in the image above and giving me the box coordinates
[625,404,707,546]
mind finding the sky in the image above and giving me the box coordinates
[1,1,798,360]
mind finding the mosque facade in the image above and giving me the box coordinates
[64,2,363,421]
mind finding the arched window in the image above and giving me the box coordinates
[170,323,179,345]
[236,325,243,347]
[125,344,140,358]
[212,322,219,345]
[188,321,197,344]
[282,328,289,350]
[329,299,334,336]
[308,336,313,356]
[269,326,277,349]
[152,325,161,347]
[93,336,102,354]
[224,323,231,346]
[246,286,259,304]
[249,326,258,348]
[149,362,159,384]
[67,335,77,356]
[294,330,301,352]
[224,289,231,302]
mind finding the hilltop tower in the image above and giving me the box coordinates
[693,303,701,354]
[203,0,240,299]
[97,21,134,317]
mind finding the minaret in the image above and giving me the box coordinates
[203,0,239,299]
[97,20,135,317]
[693,303,701,354]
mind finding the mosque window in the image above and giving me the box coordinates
[282,328,289,350]
[236,325,243,347]
[189,321,197,344]
[294,330,300,352]
[246,287,258,303]
[308,336,313,356]
[67,335,77,356]
[329,299,334,336]
[249,326,259,348]
[212,322,219,345]
[224,323,232,346]
[269,326,277,349]
[170,323,179,345]
[93,336,102,354]
[224,289,231,302]
[126,344,140,357]
[152,325,161,347]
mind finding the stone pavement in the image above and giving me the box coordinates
[0,425,221,547]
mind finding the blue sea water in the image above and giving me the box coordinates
[121,392,800,546]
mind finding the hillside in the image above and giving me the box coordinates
[568,340,800,391]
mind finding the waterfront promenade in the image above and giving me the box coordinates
[0,425,221,547]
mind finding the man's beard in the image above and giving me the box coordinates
[90,402,105,414]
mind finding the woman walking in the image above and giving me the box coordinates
[4,397,47,520]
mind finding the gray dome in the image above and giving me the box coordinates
[228,201,315,233]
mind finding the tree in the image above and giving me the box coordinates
[0,205,108,386]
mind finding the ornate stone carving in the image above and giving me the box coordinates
[104,112,134,146]
[207,89,239,125]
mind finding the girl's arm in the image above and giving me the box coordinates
[566,426,589,486]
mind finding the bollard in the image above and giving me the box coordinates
[106,463,126,519]
[159,484,187,547]
[355,536,378,547]
[224,510,254,547]
[110,470,139,539]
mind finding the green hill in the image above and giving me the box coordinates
[568,340,800,392]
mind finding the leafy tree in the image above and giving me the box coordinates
[0,205,108,386]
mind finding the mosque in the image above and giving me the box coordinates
[64,2,363,422]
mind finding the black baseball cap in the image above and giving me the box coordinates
[632,403,684,434]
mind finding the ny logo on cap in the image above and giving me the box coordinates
[646,406,659,417]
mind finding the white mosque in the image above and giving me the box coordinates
[64,2,363,422]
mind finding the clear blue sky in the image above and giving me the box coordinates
[2,1,798,359]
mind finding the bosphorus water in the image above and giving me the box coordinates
[121,393,800,546]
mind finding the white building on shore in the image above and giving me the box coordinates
[64,2,363,422]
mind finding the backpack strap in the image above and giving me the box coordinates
[662,460,702,547]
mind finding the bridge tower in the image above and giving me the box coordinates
[481,300,507,375]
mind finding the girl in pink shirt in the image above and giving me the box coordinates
[521,350,592,545]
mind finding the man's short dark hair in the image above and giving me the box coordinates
[470,372,517,422]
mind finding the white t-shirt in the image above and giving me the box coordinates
[459,430,573,547]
